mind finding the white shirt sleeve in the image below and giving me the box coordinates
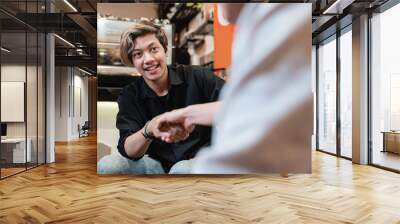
[192,3,313,174]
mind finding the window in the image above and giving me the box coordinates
[340,29,352,158]
[317,36,337,154]
[371,2,400,171]
[0,1,46,179]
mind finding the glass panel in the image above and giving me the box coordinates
[38,32,45,165]
[1,31,27,177]
[318,37,337,154]
[340,29,352,158]
[0,1,29,32]
[0,1,46,178]
[312,46,317,150]
[27,31,38,169]
[371,4,400,171]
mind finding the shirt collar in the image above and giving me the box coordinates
[168,65,183,86]
[139,65,183,99]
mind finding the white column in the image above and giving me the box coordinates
[46,33,55,163]
[45,0,55,163]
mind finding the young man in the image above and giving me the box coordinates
[97,20,224,174]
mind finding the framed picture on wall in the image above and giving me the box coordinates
[1,81,25,122]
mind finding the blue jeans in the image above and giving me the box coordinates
[97,152,193,174]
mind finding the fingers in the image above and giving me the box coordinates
[184,119,195,133]
[156,124,189,143]
[162,125,189,143]
[151,114,173,138]
[151,110,194,143]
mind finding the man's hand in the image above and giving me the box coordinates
[150,109,195,143]
[147,102,219,143]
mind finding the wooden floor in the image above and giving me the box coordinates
[1,163,45,178]
[1,167,26,178]
[373,150,400,171]
[1,135,400,223]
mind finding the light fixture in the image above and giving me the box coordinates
[63,0,78,12]
[76,48,86,55]
[54,34,75,48]
[78,67,93,76]
[323,0,341,14]
[97,42,120,46]
[322,0,354,15]
[1,47,11,53]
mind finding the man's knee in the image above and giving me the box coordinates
[97,152,131,174]
[169,159,193,174]
[97,153,165,174]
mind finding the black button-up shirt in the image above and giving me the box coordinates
[116,65,225,172]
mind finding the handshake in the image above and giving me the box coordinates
[143,102,218,143]
[145,108,195,143]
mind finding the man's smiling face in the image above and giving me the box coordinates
[131,33,168,82]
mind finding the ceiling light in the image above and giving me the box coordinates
[63,0,78,12]
[1,47,11,53]
[78,67,93,76]
[97,42,120,46]
[54,34,75,48]
[323,0,341,14]
[323,0,354,15]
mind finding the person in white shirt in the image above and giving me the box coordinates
[152,3,313,174]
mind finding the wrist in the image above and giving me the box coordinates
[142,121,156,140]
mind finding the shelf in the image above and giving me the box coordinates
[179,18,213,48]
[166,3,201,33]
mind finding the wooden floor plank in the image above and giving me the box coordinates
[0,134,400,223]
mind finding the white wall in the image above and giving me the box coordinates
[55,66,68,141]
[74,74,89,122]
[1,65,30,138]
[1,65,26,81]
[97,101,119,161]
[2,63,46,163]
[1,66,26,132]
[54,67,89,141]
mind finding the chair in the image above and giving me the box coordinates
[79,121,90,138]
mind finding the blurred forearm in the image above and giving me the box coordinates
[182,101,221,126]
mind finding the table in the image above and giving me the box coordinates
[381,131,400,154]
[1,138,31,163]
